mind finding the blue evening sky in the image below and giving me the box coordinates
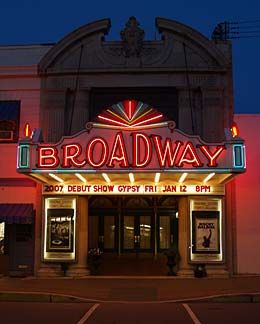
[0,0,259,113]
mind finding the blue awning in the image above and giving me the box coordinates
[0,204,34,224]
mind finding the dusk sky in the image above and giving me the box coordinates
[0,0,259,113]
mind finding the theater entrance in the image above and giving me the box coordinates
[88,196,178,275]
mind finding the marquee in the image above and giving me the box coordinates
[17,100,245,195]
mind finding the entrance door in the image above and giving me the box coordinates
[157,211,178,251]
[88,214,117,251]
[122,213,153,252]
[8,224,34,276]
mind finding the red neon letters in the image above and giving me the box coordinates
[37,132,226,169]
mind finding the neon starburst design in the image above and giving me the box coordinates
[96,100,167,130]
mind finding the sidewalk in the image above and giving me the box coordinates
[1,276,260,302]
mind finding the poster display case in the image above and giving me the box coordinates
[190,198,223,263]
[43,197,76,262]
[192,211,220,254]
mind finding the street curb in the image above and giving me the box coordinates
[1,291,260,304]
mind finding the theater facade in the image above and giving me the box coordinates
[1,17,247,276]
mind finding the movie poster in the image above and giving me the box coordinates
[46,208,74,252]
[192,211,220,254]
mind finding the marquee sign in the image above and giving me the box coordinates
[17,100,246,174]
[42,183,225,195]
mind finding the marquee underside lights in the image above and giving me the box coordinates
[102,173,111,183]
[75,173,87,183]
[203,172,215,183]
[179,172,188,183]
[129,173,135,183]
[48,173,64,183]
[154,172,160,183]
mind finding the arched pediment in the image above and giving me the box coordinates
[38,18,111,73]
[38,17,229,75]
[155,17,229,68]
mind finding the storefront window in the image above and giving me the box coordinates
[0,101,20,142]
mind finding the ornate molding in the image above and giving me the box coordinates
[120,16,144,57]
[39,17,230,74]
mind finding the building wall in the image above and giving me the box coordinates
[0,65,42,204]
[38,18,232,143]
[234,114,260,274]
[0,19,248,277]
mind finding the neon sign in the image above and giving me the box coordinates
[17,100,245,173]
[37,132,226,170]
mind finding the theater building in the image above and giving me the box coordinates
[0,17,250,277]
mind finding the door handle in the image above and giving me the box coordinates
[134,235,140,243]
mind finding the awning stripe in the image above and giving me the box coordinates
[0,204,34,224]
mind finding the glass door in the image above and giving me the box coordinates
[122,213,153,252]
[158,211,178,251]
[88,213,117,251]
[139,215,151,250]
[123,216,135,250]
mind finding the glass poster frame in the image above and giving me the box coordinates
[43,197,76,262]
[190,198,223,263]
[47,209,74,252]
[192,211,220,254]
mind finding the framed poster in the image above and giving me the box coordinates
[192,211,220,254]
[46,208,74,252]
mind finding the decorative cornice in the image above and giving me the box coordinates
[38,19,111,73]
[156,17,230,67]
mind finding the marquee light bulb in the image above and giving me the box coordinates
[48,173,64,183]
[203,172,215,183]
[179,172,188,183]
[102,173,111,183]
[154,172,160,183]
[75,173,87,183]
[129,173,135,183]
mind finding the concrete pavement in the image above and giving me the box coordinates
[1,275,260,303]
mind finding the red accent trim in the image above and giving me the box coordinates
[231,122,239,137]
[98,115,129,127]
[123,100,137,120]
[24,123,31,138]
[132,113,163,127]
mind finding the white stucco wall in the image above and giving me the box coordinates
[234,114,260,274]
